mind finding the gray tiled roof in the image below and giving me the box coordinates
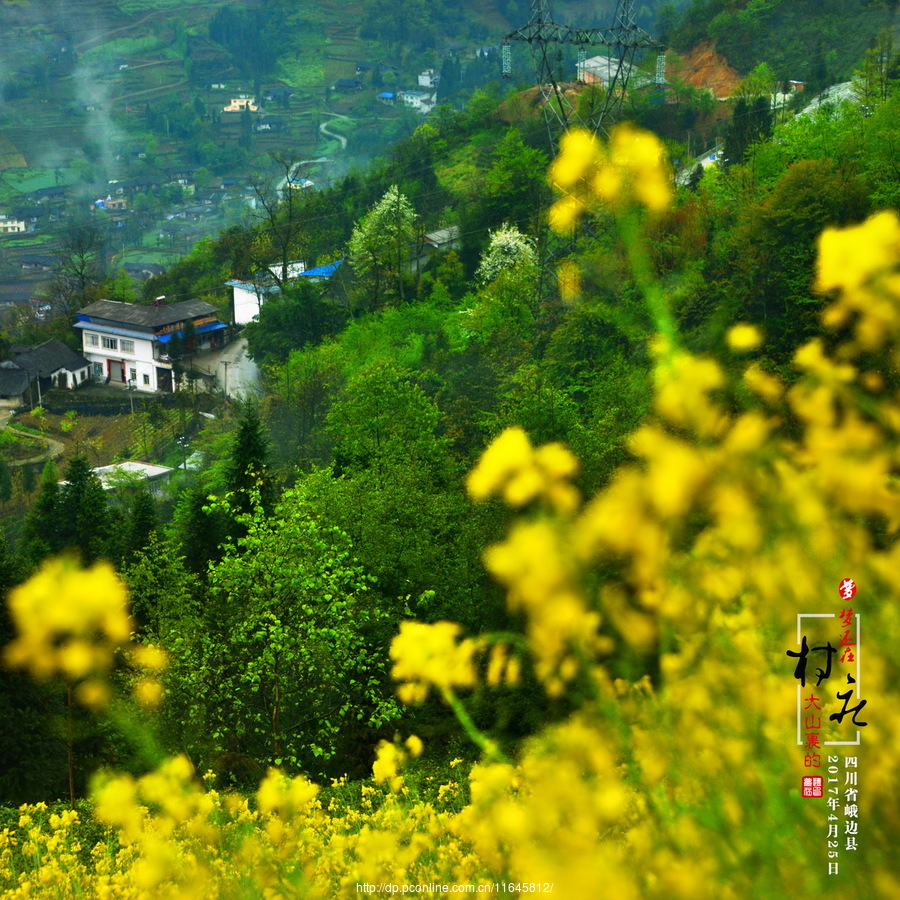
[0,362,32,397]
[78,299,219,329]
[12,339,91,376]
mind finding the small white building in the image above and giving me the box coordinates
[0,216,27,234]
[226,280,282,326]
[223,96,257,112]
[226,259,344,324]
[418,69,440,89]
[75,299,227,393]
[402,91,436,114]
[91,461,176,495]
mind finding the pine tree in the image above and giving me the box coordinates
[226,402,274,515]
[170,481,233,575]
[20,460,61,568]
[123,487,159,562]
[58,455,111,565]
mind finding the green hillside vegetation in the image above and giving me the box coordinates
[2,5,900,897]
[669,0,897,88]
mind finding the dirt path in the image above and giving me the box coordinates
[1,423,65,468]
[74,5,212,53]
[109,79,191,106]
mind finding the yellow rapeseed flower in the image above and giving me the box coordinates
[548,124,672,233]
[727,323,763,351]
[467,426,580,512]
[390,621,477,700]
[3,557,133,688]
[816,210,900,293]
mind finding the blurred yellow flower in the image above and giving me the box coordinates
[467,426,580,512]
[3,557,133,689]
[391,621,477,700]
[548,124,672,233]
[133,677,163,710]
[727,323,763,351]
[816,210,900,293]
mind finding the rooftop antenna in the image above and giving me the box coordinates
[503,0,665,145]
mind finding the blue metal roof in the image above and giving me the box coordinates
[298,259,344,280]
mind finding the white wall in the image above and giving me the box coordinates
[82,329,169,392]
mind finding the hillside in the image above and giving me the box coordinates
[669,0,895,88]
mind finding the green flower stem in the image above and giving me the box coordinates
[619,209,679,354]
[441,685,512,765]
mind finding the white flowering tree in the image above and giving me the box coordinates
[349,185,417,306]
[475,223,537,284]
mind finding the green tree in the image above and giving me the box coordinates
[123,487,159,563]
[349,185,417,305]
[20,460,61,567]
[723,95,774,166]
[226,401,274,515]
[853,28,900,106]
[0,458,11,504]
[243,280,344,368]
[168,481,233,575]
[20,464,37,496]
[174,491,398,778]
[57,456,112,565]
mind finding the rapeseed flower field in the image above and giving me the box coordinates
[2,126,898,898]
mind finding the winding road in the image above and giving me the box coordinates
[0,411,65,467]
[319,113,349,150]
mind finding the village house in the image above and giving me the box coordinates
[332,78,363,94]
[0,215,27,234]
[91,461,176,495]
[577,56,657,89]
[423,225,461,252]
[226,259,344,325]
[402,90,436,114]
[0,338,91,407]
[223,96,258,112]
[418,69,440,88]
[75,298,227,392]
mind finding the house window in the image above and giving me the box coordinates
[121,340,135,354]
[92,362,103,378]
[80,371,85,382]
[86,333,99,347]
[143,373,150,386]
[102,337,118,350]
[129,368,137,383]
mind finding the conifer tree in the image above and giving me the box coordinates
[226,402,274,515]
[0,458,11,504]
[57,455,111,565]
[20,460,61,568]
[124,487,158,563]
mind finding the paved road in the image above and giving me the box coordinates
[193,337,261,401]
[320,117,348,149]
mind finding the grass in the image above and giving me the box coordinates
[2,168,79,194]
[81,36,164,63]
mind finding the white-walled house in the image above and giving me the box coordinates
[225,280,281,326]
[226,259,343,325]
[75,299,227,392]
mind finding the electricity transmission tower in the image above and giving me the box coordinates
[503,0,665,142]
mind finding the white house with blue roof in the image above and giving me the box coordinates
[226,259,345,325]
[75,299,227,392]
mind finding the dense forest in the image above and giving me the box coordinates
[2,0,900,896]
